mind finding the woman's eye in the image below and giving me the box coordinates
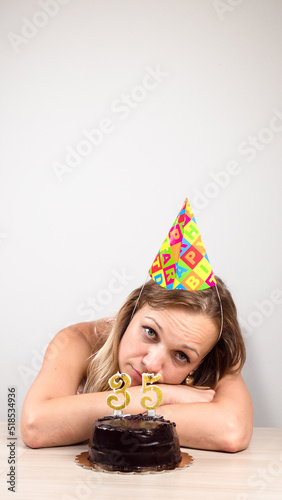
[143,327,157,339]
[174,351,189,363]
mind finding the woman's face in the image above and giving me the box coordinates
[118,304,218,386]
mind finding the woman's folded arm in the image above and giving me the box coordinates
[158,372,253,452]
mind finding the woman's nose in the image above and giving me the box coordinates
[142,345,166,374]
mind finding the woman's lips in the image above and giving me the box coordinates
[131,366,143,382]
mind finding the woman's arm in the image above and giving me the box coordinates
[157,371,253,453]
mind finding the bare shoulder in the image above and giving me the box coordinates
[69,317,116,350]
[214,370,253,407]
[215,370,246,390]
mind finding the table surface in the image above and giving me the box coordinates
[0,423,282,500]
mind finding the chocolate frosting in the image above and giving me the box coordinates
[88,413,182,472]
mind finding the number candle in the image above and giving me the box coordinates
[140,373,163,417]
[107,372,131,416]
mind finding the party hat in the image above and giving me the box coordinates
[149,198,216,291]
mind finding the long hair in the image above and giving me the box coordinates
[84,277,245,393]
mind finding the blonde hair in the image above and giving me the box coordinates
[84,277,245,393]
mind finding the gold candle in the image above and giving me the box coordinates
[140,373,163,417]
[107,372,131,415]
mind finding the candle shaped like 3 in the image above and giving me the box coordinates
[140,373,163,417]
[107,372,131,415]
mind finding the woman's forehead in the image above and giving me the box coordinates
[137,304,218,344]
[139,303,204,322]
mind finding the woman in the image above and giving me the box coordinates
[20,277,253,452]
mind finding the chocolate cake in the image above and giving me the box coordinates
[88,413,182,472]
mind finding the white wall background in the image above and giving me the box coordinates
[1,0,281,427]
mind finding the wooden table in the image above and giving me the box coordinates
[0,423,281,499]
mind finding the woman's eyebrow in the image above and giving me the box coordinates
[144,316,163,331]
[180,344,199,358]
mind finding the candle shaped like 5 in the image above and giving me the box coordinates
[140,373,163,417]
[107,372,131,415]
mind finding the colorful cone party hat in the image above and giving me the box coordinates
[149,198,216,291]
